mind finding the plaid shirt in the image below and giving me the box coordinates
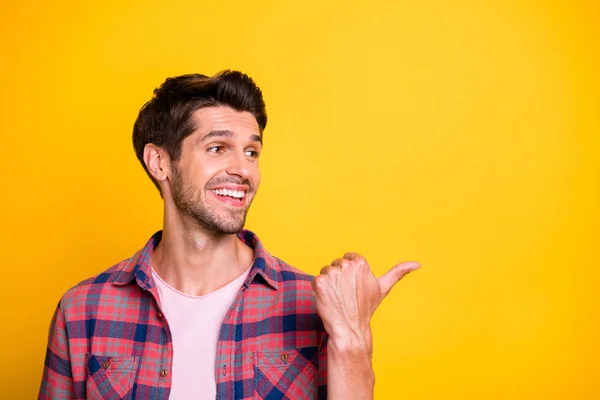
[39,230,328,399]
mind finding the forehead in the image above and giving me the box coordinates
[191,106,260,135]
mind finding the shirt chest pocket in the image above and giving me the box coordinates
[254,348,317,400]
[85,353,140,400]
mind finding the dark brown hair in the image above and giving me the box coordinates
[132,70,267,196]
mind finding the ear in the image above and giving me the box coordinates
[143,144,171,184]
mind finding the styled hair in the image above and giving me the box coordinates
[132,70,267,196]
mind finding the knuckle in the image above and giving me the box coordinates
[357,257,369,269]
[313,275,326,288]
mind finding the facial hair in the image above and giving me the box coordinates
[171,166,254,234]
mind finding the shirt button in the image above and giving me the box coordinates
[157,312,163,319]
[102,360,111,369]
[160,368,168,377]
[280,353,288,363]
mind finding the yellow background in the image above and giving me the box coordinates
[1,0,598,398]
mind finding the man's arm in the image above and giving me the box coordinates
[312,253,420,400]
[326,330,375,399]
[39,300,75,400]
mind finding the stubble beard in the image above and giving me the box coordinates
[171,167,252,235]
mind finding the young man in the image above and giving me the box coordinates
[39,71,420,399]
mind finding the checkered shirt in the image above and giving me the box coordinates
[39,230,328,399]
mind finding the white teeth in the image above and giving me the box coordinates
[212,189,245,199]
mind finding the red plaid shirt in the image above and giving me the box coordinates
[39,230,328,399]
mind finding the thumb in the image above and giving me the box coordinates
[377,261,421,297]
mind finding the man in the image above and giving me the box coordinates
[39,70,420,399]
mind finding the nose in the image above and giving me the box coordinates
[226,148,251,179]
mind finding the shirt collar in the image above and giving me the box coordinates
[112,229,279,291]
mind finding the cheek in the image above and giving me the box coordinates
[253,168,261,190]
[191,161,222,188]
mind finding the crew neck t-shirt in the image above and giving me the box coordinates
[151,266,252,400]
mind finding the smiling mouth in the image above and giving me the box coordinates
[210,188,247,205]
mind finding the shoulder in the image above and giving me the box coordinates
[240,229,316,294]
[269,256,319,306]
[273,256,315,284]
[58,258,133,315]
[56,234,158,314]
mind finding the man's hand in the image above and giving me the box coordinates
[312,252,420,400]
[313,252,420,343]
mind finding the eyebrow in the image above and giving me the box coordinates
[199,130,262,144]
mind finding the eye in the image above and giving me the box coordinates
[245,149,259,158]
[207,146,225,154]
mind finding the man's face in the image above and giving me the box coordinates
[170,106,262,234]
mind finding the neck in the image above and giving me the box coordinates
[151,205,254,296]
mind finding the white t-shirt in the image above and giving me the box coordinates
[151,266,251,399]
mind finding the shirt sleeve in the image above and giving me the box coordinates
[38,300,75,400]
[317,331,328,399]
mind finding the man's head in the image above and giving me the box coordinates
[133,70,267,234]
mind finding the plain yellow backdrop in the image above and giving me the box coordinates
[1,0,598,398]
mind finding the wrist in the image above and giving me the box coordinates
[326,326,376,397]
[329,333,376,388]
[328,326,373,357]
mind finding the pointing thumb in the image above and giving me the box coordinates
[378,261,421,297]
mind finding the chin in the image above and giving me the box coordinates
[215,226,244,235]
[206,218,246,235]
